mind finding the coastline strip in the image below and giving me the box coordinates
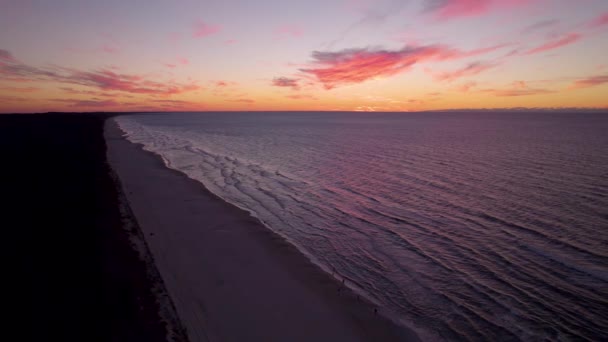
[105,117,419,342]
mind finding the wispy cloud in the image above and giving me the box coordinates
[0,86,40,93]
[230,98,255,103]
[350,0,409,26]
[52,98,121,108]
[522,19,560,34]
[66,69,199,95]
[274,25,303,39]
[570,75,608,89]
[0,49,18,64]
[425,0,533,20]
[435,61,498,81]
[483,80,554,96]
[325,0,409,49]
[286,94,317,100]
[454,81,477,92]
[101,44,120,54]
[525,32,581,55]
[164,56,189,68]
[589,12,608,29]
[193,20,221,38]
[1,50,200,96]
[59,87,116,97]
[272,77,300,90]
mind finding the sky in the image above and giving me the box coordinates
[1,0,607,113]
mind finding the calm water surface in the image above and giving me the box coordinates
[117,112,608,341]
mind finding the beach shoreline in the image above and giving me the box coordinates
[106,116,421,341]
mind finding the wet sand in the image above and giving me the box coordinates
[106,117,420,342]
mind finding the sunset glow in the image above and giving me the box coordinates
[1,0,607,112]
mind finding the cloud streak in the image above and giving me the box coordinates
[425,0,533,20]
[0,49,18,64]
[274,25,303,38]
[193,20,221,38]
[272,77,300,90]
[164,57,189,68]
[0,50,200,96]
[522,19,560,34]
[589,12,608,29]
[482,81,554,96]
[570,75,608,89]
[435,61,497,81]
[52,98,121,108]
[525,33,581,55]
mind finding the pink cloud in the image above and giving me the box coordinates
[286,94,317,100]
[168,32,182,45]
[272,77,300,90]
[454,81,477,92]
[274,25,303,38]
[292,43,510,89]
[525,33,581,55]
[52,98,121,108]
[101,44,120,54]
[463,43,511,57]
[570,75,608,89]
[164,56,189,69]
[193,20,221,38]
[68,69,200,95]
[482,80,554,96]
[0,49,18,64]
[299,45,463,89]
[59,87,115,97]
[434,61,498,82]
[224,39,238,45]
[427,0,533,20]
[589,12,608,29]
[231,98,255,103]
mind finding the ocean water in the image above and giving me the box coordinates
[116,112,608,341]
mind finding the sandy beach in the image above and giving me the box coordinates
[106,117,420,342]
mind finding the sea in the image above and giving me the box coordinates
[116,112,608,341]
